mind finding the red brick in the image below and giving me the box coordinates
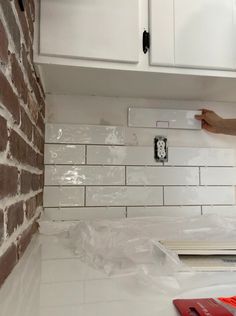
[0,70,20,124]
[13,0,30,48]
[20,107,32,141]
[6,201,24,236]
[25,2,34,40]
[29,0,35,22]
[32,173,43,191]
[0,244,17,288]
[37,113,45,135]
[0,0,21,56]
[17,221,38,259]
[27,92,38,121]
[25,196,37,220]
[0,20,9,64]
[37,153,44,170]
[22,44,34,86]
[0,210,4,245]
[36,191,43,208]
[0,165,18,199]
[33,127,44,153]
[31,74,44,108]
[20,170,31,194]
[9,129,38,168]
[0,115,7,152]
[11,53,28,104]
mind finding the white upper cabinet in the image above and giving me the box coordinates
[40,0,140,63]
[150,0,236,70]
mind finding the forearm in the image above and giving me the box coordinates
[220,119,236,135]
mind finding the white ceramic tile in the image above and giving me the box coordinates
[166,147,235,166]
[44,166,125,185]
[84,279,135,303]
[86,187,163,206]
[128,108,201,130]
[44,144,85,164]
[45,124,125,145]
[44,207,126,221]
[127,167,199,185]
[164,186,235,205]
[201,167,236,185]
[43,187,84,207]
[41,259,88,283]
[127,206,201,217]
[40,282,84,307]
[87,146,161,165]
[40,236,78,260]
[202,206,236,217]
[40,306,85,316]
[84,276,163,304]
[82,300,168,316]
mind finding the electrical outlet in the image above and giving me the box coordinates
[154,136,168,162]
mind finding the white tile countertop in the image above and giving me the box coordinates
[1,235,236,316]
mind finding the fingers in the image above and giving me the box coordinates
[195,114,205,120]
[195,109,214,120]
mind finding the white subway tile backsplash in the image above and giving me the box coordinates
[127,167,199,185]
[128,108,201,130]
[45,124,125,145]
[44,123,236,221]
[166,147,235,166]
[45,166,125,186]
[87,146,161,165]
[127,206,201,217]
[86,187,163,206]
[44,207,126,221]
[202,206,236,216]
[201,167,236,185]
[44,144,85,164]
[164,186,235,205]
[44,186,84,207]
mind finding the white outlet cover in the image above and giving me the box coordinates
[128,108,202,130]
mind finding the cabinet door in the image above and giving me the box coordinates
[40,0,140,64]
[149,0,175,66]
[150,0,236,70]
[175,0,236,70]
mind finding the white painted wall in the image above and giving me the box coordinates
[46,94,236,148]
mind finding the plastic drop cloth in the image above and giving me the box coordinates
[39,215,236,295]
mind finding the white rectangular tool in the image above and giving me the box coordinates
[128,108,201,130]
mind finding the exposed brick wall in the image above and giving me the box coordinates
[0,0,45,287]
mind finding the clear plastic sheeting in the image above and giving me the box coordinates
[39,215,236,295]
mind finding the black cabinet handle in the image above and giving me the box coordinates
[143,30,150,54]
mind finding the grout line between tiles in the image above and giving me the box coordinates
[84,187,86,206]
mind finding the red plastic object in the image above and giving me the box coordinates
[173,298,233,316]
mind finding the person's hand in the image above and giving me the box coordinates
[195,109,225,133]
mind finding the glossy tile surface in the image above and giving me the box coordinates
[44,187,84,207]
[2,235,236,316]
[45,166,125,186]
[201,167,236,185]
[127,166,199,185]
[166,147,235,166]
[127,206,201,217]
[87,146,162,165]
[164,186,235,205]
[202,205,236,216]
[128,108,201,130]
[44,144,85,164]
[46,124,125,145]
[44,207,126,221]
[86,186,163,206]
